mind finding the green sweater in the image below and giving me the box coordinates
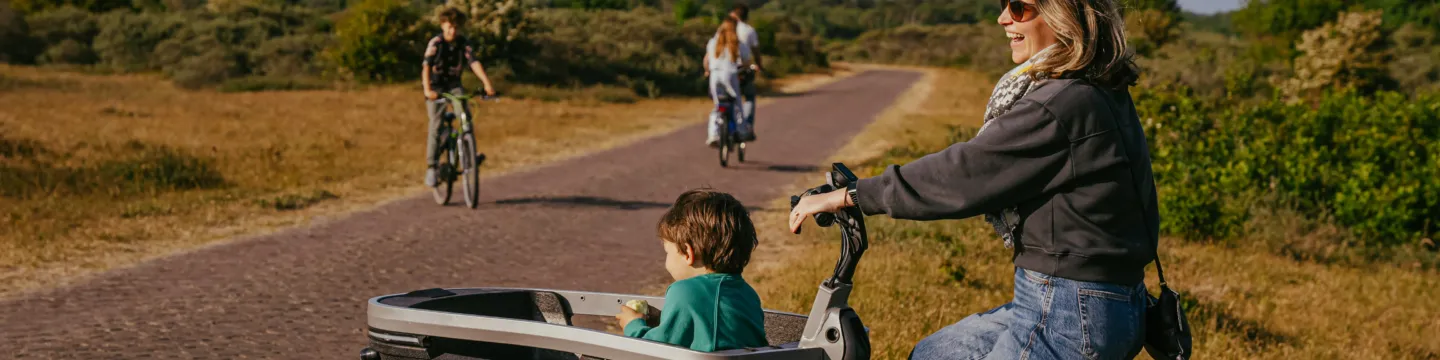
[623,273,768,352]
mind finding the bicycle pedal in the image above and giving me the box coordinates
[476,153,487,165]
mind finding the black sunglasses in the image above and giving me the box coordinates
[1001,0,1039,22]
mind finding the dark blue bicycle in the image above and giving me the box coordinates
[714,94,746,168]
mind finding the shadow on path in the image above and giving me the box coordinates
[730,161,822,174]
[495,196,670,210]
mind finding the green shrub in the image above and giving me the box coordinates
[328,0,428,81]
[1139,86,1440,246]
[829,24,1011,76]
[250,33,333,77]
[0,2,39,64]
[519,8,712,96]
[94,11,186,72]
[26,6,98,64]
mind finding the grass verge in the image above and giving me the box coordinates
[744,67,1440,359]
[0,64,854,299]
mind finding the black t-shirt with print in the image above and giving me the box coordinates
[423,34,478,91]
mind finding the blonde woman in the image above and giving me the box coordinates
[703,18,754,147]
[789,0,1155,358]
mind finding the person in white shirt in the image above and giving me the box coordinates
[703,18,754,147]
[729,5,760,141]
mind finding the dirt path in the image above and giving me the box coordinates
[0,70,921,358]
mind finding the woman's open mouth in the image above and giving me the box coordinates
[1007,32,1026,45]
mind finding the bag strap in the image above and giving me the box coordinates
[1154,252,1168,287]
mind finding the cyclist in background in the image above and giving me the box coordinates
[703,18,754,148]
[729,5,761,142]
[422,7,496,187]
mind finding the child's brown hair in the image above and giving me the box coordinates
[656,189,757,274]
[436,7,466,27]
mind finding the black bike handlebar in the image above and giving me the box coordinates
[790,163,869,287]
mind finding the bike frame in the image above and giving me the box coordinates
[438,93,476,145]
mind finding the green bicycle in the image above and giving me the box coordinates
[431,91,496,209]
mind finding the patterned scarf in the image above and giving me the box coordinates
[977,45,1054,250]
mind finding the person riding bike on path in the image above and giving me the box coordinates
[728,5,761,142]
[789,0,1157,358]
[422,7,496,187]
[703,18,754,148]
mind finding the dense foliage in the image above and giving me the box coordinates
[0,0,830,94]
[1139,87,1440,245]
[1135,10,1440,253]
[825,2,1440,256]
[329,0,424,82]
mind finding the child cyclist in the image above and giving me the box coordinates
[615,189,768,352]
[422,7,497,187]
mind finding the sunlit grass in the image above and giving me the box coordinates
[0,64,727,298]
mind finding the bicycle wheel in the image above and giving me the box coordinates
[738,142,746,163]
[718,117,730,168]
[431,144,454,205]
[459,133,480,209]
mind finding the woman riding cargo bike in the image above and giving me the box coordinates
[789,0,1191,358]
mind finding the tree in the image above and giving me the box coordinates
[1231,0,1348,42]
[0,0,39,64]
[432,0,536,66]
[1281,10,1390,103]
[328,0,428,81]
[1123,0,1181,56]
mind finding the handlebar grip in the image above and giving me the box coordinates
[790,190,836,234]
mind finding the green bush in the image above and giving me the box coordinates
[751,14,829,77]
[829,24,1011,76]
[0,1,38,64]
[250,33,334,77]
[328,0,428,81]
[26,6,98,64]
[1138,86,1440,246]
[519,8,712,96]
[94,11,186,72]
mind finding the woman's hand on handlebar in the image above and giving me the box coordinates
[483,85,496,97]
[789,191,852,234]
[424,89,438,100]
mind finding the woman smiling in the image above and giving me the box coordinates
[788,0,1155,358]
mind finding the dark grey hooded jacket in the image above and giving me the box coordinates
[855,79,1160,285]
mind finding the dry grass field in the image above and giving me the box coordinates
[744,68,1440,360]
[0,64,848,298]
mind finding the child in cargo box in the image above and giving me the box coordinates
[614,189,768,352]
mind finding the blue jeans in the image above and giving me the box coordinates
[910,268,1146,360]
[740,72,756,132]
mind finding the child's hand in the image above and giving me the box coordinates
[615,304,644,328]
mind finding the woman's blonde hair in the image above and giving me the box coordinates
[1030,0,1140,88]
[714,18,741,63]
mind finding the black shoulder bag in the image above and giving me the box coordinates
[1144,256,1192,360]
[1103,89,1193,360]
